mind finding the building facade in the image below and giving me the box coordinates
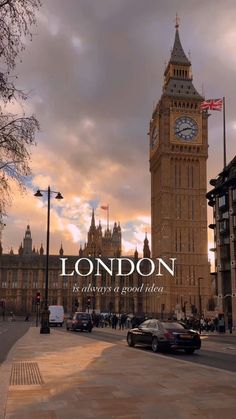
[0,213,151,316]
[207,156,236,328]
[149,23,211,316]
[81,209,122,257]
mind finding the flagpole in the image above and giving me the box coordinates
[107,206,109,231]
[223,96,226,168]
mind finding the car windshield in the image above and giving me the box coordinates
[139,320,150,327]
[161,322,185,330]
[76,314,90,320]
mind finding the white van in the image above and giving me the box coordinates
[49,305,64,327]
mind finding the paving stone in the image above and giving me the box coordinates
[0,327,236,419]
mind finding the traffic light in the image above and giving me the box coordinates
[36,292,41,305]
[87,296,91,307]
[75,298,79,308]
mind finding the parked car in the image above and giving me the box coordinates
[49,305,64,327]
[127,319,201,354]
[66,312,93,332]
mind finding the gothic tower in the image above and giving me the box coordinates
[84,210,122,257]
[23,225,33,256]
[149,22,210,314]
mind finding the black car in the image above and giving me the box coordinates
[127,319,201,354]
[66,312,93,332]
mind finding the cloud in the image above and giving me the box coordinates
[2,0,236,256]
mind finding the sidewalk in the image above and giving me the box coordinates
[0,327,236,419]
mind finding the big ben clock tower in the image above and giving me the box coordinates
[150,21,211,316]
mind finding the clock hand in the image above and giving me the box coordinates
[176,127,191,134]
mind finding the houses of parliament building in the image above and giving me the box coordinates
[0,213,151,315]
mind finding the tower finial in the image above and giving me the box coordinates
[91,208,95,227]
[175,13,180,29]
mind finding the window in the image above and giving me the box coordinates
[191,198,194,220]
[149,320,157,329]
[176,195,181,219]
[219,220,228,233]
[161,322,184,330]
[140,320,150,328]
[101,269,106,286]
[23,272,28,289]
[12,279,17,288]
[219,195,226,207]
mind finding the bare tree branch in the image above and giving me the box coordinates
[0,0,41,72]
[0,0,41,217]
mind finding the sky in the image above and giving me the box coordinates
[1,0,236,257]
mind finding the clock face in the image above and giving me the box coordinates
[174,117,198,141]
[151,125,158,149]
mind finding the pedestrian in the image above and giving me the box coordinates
[112,314,118,329]
[120,314,126,330]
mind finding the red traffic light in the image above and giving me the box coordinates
[87,296,91,306]
[36,292,41,304]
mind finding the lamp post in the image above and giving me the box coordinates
[34,186,63,334]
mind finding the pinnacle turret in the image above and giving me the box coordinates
[162,20,202,100]
[23,224,32,255]
[91,208,95,228]
[143,233,151,258]
[169,28,190,66]
[59,244,64,256]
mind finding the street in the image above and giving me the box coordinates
[57,326,236,373]
[0,320,30,364]
[1,320,236,373]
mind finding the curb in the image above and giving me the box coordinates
[0,327,31,419]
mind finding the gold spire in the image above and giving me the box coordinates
[175,13,180,29]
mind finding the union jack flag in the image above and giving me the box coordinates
[101,205,109,210]
[200,98,223,111]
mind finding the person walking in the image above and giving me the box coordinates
[112,314,118,330]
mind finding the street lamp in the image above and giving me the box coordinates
[34,186,63,334]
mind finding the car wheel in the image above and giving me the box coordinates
[127,333,135,347]
[88,328,92,333]
[66,326,69,331]
[60,323,62,327]
[185,349,195,355]
[152,337,160,353]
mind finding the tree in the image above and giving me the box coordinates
[0,0,41,220]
